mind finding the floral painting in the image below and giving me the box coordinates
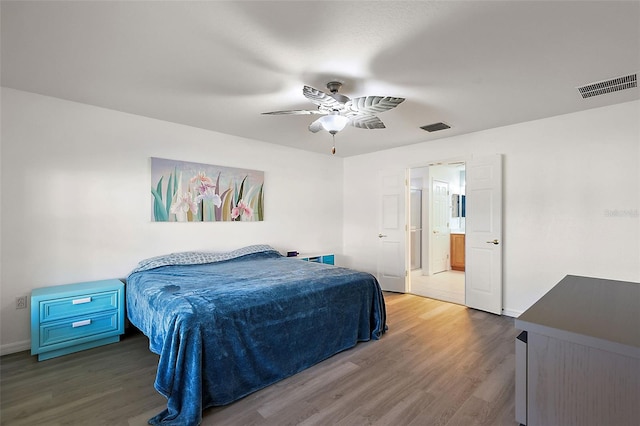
[151,157,264,222]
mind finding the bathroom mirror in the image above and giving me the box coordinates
[452,194,466,217]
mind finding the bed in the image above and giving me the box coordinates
[126,245,387,425]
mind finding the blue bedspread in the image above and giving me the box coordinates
[126,245,386,425]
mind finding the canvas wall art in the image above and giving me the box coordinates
[151,157,264,222]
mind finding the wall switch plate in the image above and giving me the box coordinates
[16,296,27,309]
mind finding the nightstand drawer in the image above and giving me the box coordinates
[40,290,119,322]
[39,311,120,347]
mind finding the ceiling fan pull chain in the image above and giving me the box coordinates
[331,133,336,155]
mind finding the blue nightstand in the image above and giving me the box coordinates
[298,253,335,265]
[31,279,125,361]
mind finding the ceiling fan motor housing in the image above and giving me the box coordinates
[326,81,343,93]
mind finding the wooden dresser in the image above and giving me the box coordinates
[514,275,640,425]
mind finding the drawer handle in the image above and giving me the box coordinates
[72,297,92,305]
[72,319,91,328]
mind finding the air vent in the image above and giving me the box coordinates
[420,122,451,132]
[577,73,637,99]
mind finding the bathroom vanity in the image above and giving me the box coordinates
[450,233,465,271]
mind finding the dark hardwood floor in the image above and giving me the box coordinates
[1,293,519,425]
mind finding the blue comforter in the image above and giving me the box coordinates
[126,245,386,425]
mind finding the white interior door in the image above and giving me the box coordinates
[377,169,407,293]
[465,154,503,315]
[430,179,450,274]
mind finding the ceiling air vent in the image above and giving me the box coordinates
[577,73,637,99]
[420,122,450,132]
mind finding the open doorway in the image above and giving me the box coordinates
[409,162,466,304]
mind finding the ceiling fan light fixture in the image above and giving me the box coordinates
[318,114,350,134]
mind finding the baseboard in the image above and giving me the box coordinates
[502,308,523,318]
[0,340,30,356]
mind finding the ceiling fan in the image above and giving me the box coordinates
[262,82,405,154]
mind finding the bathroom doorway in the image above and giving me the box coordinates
[409,162,466,304]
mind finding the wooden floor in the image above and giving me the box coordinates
[1,293,520,425]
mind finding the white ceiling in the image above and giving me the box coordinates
[2,1,639,157]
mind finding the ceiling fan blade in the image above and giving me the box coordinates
[329,92,350,104]
[261,109,324,115]
[346,96,405,115]
[308,117,324,133]
[303,86,344,110]
[348,114,387,130]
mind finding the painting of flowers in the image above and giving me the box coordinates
[151,157,264,222]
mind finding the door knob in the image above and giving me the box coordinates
[486,239,499,245]
[378,233,388,238]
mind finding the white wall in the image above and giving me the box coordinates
[2,88,638,353]
[0,88,344,353]
[343,100,640,316]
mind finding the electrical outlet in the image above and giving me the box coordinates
[16,296,27,310]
